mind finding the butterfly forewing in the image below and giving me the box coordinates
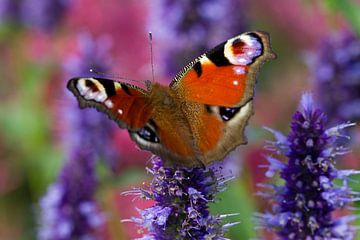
[170,31,276,107]
[167,31,276,166]
[67,77,152,129]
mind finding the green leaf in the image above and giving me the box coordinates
[210,180,257,239]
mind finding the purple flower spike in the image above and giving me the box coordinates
[38,33,118,240]
[257,93,360,239]
[312,30,360,124]
[62,32,118,171]
[0,0,71,31]
[0,0,20,24]
[38,151,105,240]
[20,0,71,31]
[123,157,237,239]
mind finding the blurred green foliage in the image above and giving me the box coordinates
[324,0,360,36]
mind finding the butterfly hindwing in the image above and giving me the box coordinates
[67,77,152,130]
[170,31,276,107]
[196,100,254,166]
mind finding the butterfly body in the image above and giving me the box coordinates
[67,31,276,167]
[138,83,199,166]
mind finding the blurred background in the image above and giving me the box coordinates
[0,0,360,239]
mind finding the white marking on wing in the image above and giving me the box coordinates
[84,91,96,100]
[77,78,109,102]
[240,34,254,47]
[114,82,122,90]
[77,79,89,95]
[105,99,114,108]
[233,66,245,75]
[95,92,107,102]
[224,34,263,66]
[227,101,253,127]
[200,56,212,65]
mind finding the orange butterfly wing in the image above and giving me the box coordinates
[170,31,276,107]
[67,77,152,129]
[66,32,276,168]
[167,32,276,166]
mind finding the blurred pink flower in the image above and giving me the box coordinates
[22,31,53,62]
[65,0,150,78]
[252,0,331,47]
[113,131,151,170]
[115,188,155,239]
[244,145,269,194]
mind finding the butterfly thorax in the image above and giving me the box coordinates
[147,83,189,129]
[146,83,200,164]
[148,83,178,107]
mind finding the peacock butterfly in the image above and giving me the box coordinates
[67,31,276,167]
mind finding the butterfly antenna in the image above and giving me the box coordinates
[89,69,143,85]
[149,32,155,83]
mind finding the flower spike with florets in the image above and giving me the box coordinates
[38,33,117,240]
[122,157,237,240]
[312,30,360,124]
[257,93,360,239]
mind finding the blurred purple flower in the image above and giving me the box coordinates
[20,0,71,32]
[38,33,119,239]
[123,157,237,239]
[0,0,21,23]
[62,33,119,170]
[0,0,70,31]
[62,32,113,76]
[38,151,105,240]
[312,30,360,124]
[149,0,248,77]
[257,93,360,239]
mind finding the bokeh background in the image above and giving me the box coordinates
[0,0,360,239]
